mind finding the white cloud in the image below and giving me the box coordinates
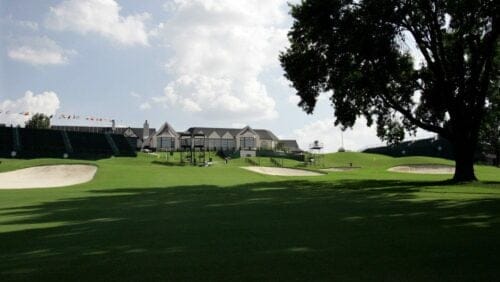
[45,0,150,46]
[139,102,151,110]
[1,16,39,31]
[152,0,289,121]
[0,91,60,126]
[7,36,75,65]
[130,91,142,98]
[292,117,436,152]
[17,20,39,31]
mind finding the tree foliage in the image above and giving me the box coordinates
[280,0,499,181]
[25,113,51,129]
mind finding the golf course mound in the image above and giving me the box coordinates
[242,166,322,176]
[0,164,97,189]
[388,164,455,174]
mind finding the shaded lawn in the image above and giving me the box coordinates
[1,178,500,281]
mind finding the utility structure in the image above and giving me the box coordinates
[338,131,346,152]
[307,140,324,167]
[179,130,206,165]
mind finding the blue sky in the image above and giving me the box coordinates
[0,0,434,151]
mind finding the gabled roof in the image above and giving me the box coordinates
[236,125,259,137]
[221,131,233,139]
[254,129,279,141]
[121,127,156,139]
[123,128,138,137]
[208,131,221,138]
[279,139,300,150]
[186,126,279,140]
[155,122,179,137]
[186,127,241,137]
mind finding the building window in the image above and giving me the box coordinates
[209,138,222,150]
[157,137,175,150]
[240,137,255,149]
[228,139,235,149]
[217,139,235,150]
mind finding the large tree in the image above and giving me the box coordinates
[25,113,51,129]
[280,0,499,181]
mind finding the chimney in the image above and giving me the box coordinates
[143,120,149,139]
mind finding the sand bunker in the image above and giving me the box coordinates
[0,165,97,189]
[321,167,360,172]
[388,164,455,174]
[242,166,322,176]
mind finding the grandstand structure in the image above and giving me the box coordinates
[0,127,135,159]
[51,120,155,150]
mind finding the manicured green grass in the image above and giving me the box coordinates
[0,153,499,281]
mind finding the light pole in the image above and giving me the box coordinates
[339,130,346,152]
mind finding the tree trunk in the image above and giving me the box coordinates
[452,138,477,182]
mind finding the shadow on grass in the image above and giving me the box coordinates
[151,160,188,167]
[0,179,499,281]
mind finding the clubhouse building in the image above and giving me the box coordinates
[53,120,301,156]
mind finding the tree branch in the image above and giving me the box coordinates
[378,93,448,137]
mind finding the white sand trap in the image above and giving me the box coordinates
[388,164,455,174]
[0,165,97,189]
[242,166,322,176]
